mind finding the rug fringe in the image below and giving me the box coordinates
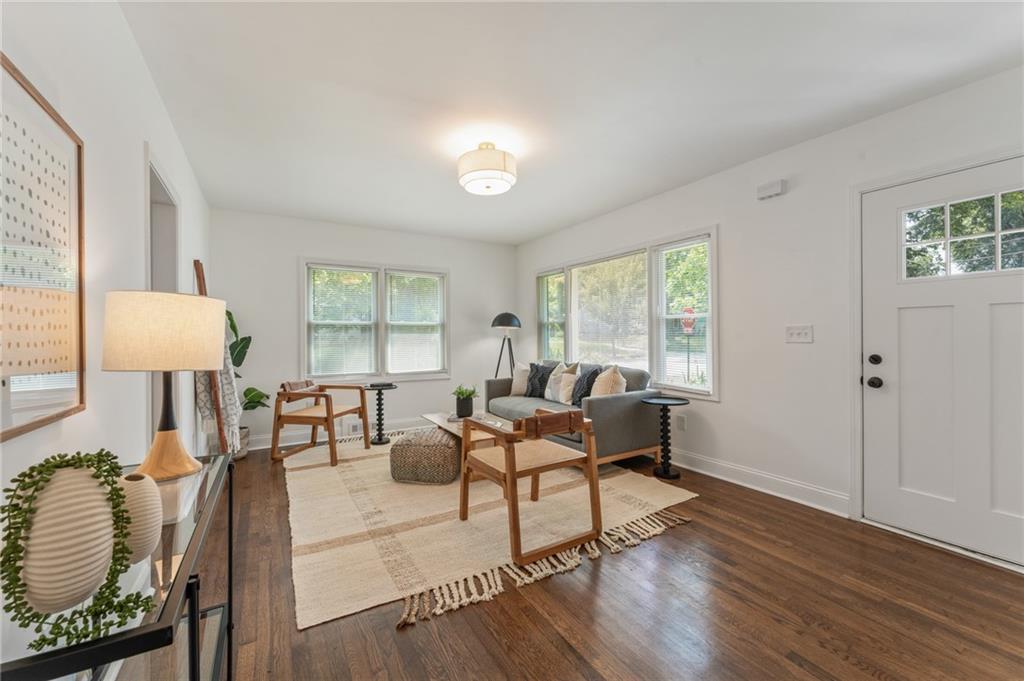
[394,507,691,629]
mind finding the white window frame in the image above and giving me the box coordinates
[534,225,719,401]
[300,258,450,382]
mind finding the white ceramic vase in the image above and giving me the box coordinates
[118,473,162,564]
[22,467,114,614]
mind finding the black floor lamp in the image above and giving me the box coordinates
[491,312,521,378]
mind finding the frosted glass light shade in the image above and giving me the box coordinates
[458,142,517,195]
[102,291,225,371]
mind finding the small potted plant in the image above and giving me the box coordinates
[452,385,477,418]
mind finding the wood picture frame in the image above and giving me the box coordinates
[1,52,86,442]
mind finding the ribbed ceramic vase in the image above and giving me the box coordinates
[22,467,114,614]
[118,473,162,564]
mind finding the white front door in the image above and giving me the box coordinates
[862,156,1024,564]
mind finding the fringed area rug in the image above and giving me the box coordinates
[282,431,697,630]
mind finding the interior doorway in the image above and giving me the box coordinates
[148,165,179,438]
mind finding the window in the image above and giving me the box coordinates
[903,189,1024,279]
[386,271,445,374]
[537,272,566,360]
[308,266,377,376]
[654,238,712,392]
[536,229,717,398]
[571,252,648,369]
[305,263,447,378]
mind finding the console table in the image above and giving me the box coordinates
[0,455,234,681]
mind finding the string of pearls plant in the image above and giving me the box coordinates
[1,450,155,651]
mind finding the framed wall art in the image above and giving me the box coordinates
[1,53,85,442]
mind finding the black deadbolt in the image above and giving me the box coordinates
[868,354,882,365]
[866,377,884,389]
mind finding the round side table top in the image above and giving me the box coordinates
[641,396,690,407]
[365,383,398,391]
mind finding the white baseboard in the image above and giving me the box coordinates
[248,417,427,450]
[673,448,851,517]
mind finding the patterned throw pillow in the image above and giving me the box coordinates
[571,366,601,406]
[525,363,555,398]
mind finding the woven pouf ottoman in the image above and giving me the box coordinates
[390,428,460,484]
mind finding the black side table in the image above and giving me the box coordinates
[365,383,398,445]
[641,396,690,480]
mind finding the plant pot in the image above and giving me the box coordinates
[235,426,250,460]
[118,473,162,564]
[21,468,114,614]
[455,396,474,418]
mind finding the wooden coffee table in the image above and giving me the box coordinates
[421,412,513,451]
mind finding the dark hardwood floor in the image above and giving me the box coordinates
[198,450,1024,681]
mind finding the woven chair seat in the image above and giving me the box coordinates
[391,429,460,484]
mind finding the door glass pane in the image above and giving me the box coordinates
[904,206,945,243]
[1001,232,1024,270]
[950,236,996,274]
[905,244,946,278]
[949,196,995,237]
[1002,190,1024,231]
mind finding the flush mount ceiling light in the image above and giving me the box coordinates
[458,142,517,195]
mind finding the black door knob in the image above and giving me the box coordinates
[866,377,883,389]
[868,354,882,365]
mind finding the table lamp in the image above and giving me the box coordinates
[102,291,225,481]
[490,312,521,378]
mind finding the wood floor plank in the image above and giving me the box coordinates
[194,450,1024,681]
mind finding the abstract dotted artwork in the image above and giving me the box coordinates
[1,53,84,441]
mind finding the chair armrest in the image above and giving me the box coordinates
[581,389,661,457]
[278,390,330,401]
[484,378,513,407]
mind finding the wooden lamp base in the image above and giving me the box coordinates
[135,428,202,481]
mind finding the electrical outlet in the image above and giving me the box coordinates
[349,422,363,435]
[677,414,687,431]
[785,324,814,343]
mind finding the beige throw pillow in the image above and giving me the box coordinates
[591,365,627,397]
[544,363,567,401]
[558,371,578,404]
[510,363,530,396]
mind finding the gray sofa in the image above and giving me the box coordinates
[484,362,660,464]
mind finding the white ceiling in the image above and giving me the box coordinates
[122,2,1023,245]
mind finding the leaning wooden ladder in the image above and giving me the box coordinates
[459,410,602,566]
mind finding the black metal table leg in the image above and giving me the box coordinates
[371,389,389,445]
[186,575,201,681]
[653,404,680,479]
[227,461,234,681]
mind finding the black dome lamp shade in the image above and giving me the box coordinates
[491,312,522,330]
[490,312,521,377]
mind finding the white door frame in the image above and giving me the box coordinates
[142,143,183,441]
[847,145,1023,570]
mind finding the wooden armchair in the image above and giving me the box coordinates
[270,380,370,466]
[459,409,602,566]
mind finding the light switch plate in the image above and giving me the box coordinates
[785,324,814,343]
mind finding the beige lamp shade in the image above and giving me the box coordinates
[102,291,225,371]
[457,142,517,195]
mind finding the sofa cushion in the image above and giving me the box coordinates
[488,396,576,422]
[614,365,651,392]
[525,363,555,398]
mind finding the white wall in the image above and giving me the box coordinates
[515,67,1024,515]
[1,2,210,662]
[209,208,517,447]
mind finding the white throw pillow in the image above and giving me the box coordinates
[510,363,530,396]
[591,365,627,397]
[544,363,567,401]
[558,371,579,405]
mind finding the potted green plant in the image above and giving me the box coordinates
[227,311,270,458]
[452,385,477,419]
